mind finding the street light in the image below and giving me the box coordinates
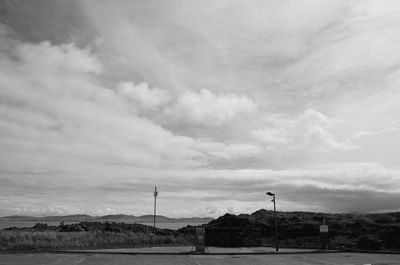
[152,186,158,247]
[266,192,278,252]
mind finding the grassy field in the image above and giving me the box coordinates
[0,230,192,251]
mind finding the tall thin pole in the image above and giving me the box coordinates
[266,192,278,251]
[273,194,278,252]
[153,186,158,246]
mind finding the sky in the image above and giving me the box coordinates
[1,0,400,217]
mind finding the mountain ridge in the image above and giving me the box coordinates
[0,214,213,223]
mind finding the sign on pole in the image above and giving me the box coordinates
[195,227,206,252]
[319,225,328,233]
[319,225,329,249]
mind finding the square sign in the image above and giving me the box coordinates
[320,225,328,233]
[196,228,205,234]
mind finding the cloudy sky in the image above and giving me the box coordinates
[1,0,400,217]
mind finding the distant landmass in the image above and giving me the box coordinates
[0,214,213,223]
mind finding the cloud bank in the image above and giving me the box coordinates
[0,0,400,217]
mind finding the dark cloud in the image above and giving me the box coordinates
[0,0,93,45]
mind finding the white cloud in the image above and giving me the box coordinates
[15,41,103,75]
[305,125,356,152]
[195,141,262,161]
[164,88,256,126]
[251,128,290,144]
[251,109,354,151]
[0,27,262,175]
[349,126,399,141]
[116,81,171,110]
[300,109,332,126]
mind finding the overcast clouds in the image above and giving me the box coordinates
[0,0,400,217]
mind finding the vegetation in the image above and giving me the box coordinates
[356,235,381,250]
[0,222,192,251]
[3,210,400,251]
[177,210,400,251]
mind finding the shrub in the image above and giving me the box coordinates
[356,235,381,250]
[378,227,400,249]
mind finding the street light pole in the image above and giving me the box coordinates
[266,192,278,252]
[153,186,158,246]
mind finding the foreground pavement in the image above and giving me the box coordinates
[0,252,399,265]
[56,246,323,254]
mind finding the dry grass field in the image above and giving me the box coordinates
[0,230,191,251]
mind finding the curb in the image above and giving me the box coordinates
[0,249,344,256]
[345,248,400,255]
[4,249,400,256]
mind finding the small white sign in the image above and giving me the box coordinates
[196,228,205,234]
[320,225,328,233]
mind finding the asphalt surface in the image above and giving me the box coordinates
[58,246,320,254]
[1,252,399,265]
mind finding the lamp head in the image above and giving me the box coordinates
[266,192,274,196]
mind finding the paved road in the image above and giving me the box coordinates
[0,253,399,265]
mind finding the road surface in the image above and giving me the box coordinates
[0,253,399,265]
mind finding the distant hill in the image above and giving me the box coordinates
[0,215,37,221]
[0,214,213,224]
[39,215,93,222]
[96,214,137,221]
[0,214,93,222]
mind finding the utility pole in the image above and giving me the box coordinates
[153,186,158,246]
[266,192,279,252]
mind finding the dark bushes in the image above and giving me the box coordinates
[378,226,400,249]
[356,235,381,250]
